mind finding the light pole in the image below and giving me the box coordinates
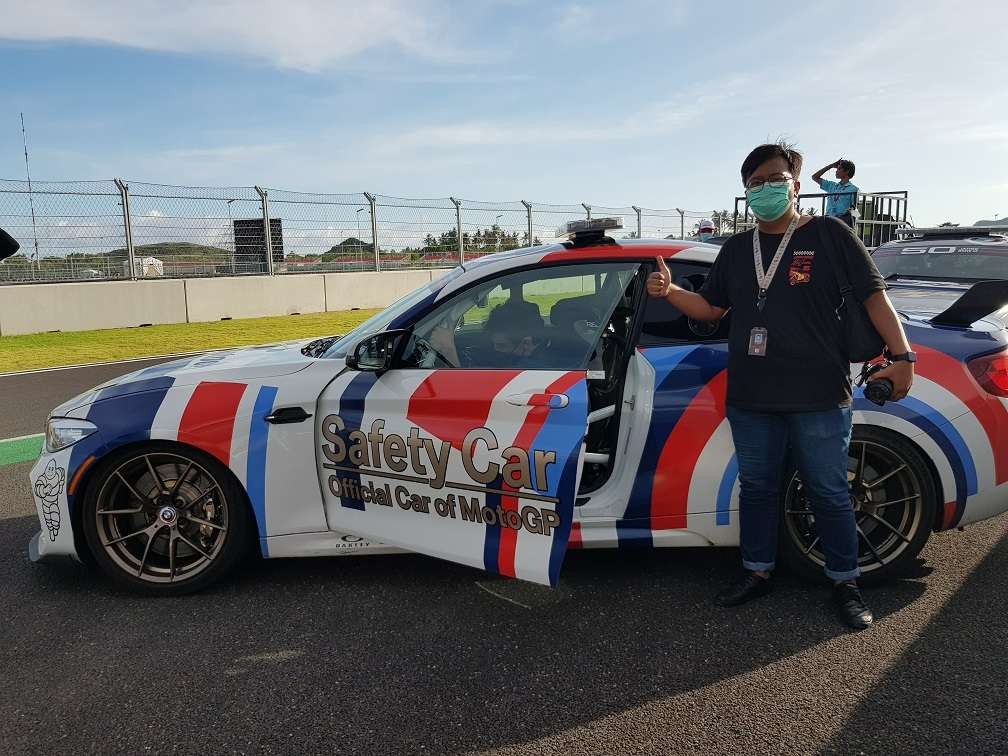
[495,214,503,253]
[226,198,237,274]
[356,207,365,264]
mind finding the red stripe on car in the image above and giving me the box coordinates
[177,382,248,466]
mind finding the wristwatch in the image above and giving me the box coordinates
[888,351,917,363]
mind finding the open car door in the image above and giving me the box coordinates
[315,259,640,585]
[316,368,589,586]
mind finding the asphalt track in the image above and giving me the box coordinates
[1,362,1007,754]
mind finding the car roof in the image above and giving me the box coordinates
[461,237,720,271]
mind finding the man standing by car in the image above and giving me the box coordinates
[647,142,915,630]
[813,158,859,228]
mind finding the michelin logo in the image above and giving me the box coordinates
[34,459,65,541]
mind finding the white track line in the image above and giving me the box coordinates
[0,350,205,378]
[474,580,531,609]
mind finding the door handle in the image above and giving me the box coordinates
[504,392,569,409]
[264,406,313,424]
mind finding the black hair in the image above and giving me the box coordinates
[838,159,855,178]
[740,141,803,185]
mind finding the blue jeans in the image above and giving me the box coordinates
[726,406,860,582]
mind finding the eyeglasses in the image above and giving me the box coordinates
[744,173,794,192]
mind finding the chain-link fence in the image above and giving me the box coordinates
[0,177,907,284]
[0,179,128,282]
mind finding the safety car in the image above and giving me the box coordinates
[29,218,1008,594]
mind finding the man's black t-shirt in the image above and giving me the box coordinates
[699,216,885,412]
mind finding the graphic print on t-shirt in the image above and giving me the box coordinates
[789,250,814,285]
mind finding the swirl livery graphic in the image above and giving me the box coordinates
[34,459,66,541]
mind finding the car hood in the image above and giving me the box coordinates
[52,340,319,415]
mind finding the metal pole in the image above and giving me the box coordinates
[632,205,642,238]
[254,186,273,275]
[450,197,463,264]
[675,208,684,239]
[364,192,379,271]
[227,198,236,274]
[356,207,365,266]
[521,200,532,246]
[114,178,136,280]
[582,203,591,221]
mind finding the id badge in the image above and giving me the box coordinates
[748,327,768,357]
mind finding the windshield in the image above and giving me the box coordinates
[319,272,456,358]
[873,242,1008,283]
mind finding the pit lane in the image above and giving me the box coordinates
[1,363,1006,754]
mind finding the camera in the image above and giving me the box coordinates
[859,360,894,406]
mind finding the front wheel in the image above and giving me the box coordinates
[779,427,938,584]
[81,444,252,595]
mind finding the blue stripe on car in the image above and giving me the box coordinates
[247,385,279,556]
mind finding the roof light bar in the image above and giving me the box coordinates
[896,225,1008,237]
[558,216,623,240]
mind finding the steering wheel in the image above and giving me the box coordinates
[687,318,719,338]
[674,275,696,292]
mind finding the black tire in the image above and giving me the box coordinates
[80,442,253,595]
[779,426,938,585]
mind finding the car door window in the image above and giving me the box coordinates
[638,260,729,345]
[399,262,640,370]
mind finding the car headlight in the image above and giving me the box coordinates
[45,417,98,453]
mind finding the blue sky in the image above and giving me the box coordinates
[0,0,1005,225]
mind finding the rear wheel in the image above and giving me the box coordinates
[81,444,252,595]
[780,427,938,584]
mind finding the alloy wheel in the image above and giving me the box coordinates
[784,439,924,574]
[93,452,229,583]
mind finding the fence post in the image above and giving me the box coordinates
[254,185,274,275]
[675,208,684,239]
[114,178,136,280]
[450,197,464,264]
[521,200,532,246]
[582,203,591,221]
[363,192,379,271]
[631,205,642,238]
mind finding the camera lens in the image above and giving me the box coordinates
[865,378,894,406]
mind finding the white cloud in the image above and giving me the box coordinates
[555,0,688,40]
[374,76,748,152]
[0,0,463,71]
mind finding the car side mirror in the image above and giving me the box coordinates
[0,226,20,262]
[346,329,408,372]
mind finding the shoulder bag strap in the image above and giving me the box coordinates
[815,216,852,298]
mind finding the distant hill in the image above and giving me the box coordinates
[111,241,232,260]
[974,219,1004,227]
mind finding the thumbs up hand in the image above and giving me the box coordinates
[647,256,672,298]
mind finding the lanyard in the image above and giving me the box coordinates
[752,213,801,312]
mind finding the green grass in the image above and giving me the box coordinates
[0,310,380,373]
[0,435,44,466]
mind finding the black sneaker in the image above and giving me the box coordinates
[715,571,773,607]
[833,582,874,630]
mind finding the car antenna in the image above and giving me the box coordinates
[20,112,41,274]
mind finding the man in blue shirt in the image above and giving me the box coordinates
[813,159,858,228]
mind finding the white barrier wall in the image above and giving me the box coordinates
[323,270,444,310]
[0,269,456,336]
[0,279,188,336]
[184,275,327,322]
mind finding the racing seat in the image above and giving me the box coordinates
[546,296,601,368]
